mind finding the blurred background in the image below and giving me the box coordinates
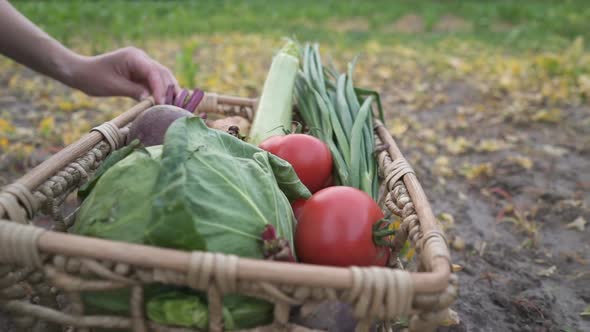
[0,1,589,331]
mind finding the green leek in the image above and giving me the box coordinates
[248,40,300,145]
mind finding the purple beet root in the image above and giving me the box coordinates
[291,301,376,332]
[127,105,194,147]
[261,224,295,262]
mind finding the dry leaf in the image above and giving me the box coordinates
[434,156,453,177]
[452,264,464,273]
[390,121,409,136]
[440,309,461,326]
[56,98,75,112]
[532,109,562,123]
[565,216,586,232]
[445,136,471,154]
[208,116,251,135]
[405,248,415,261]
[476,139,509,152]
[0,118,15,134]
[439,212,455,227]
[452,236,465,251]
[542,144,568,157]
[38,116,55,137]
[508,155,534,170]
[478,241,487,256]
[581,305,590,317]
[537,265,557,277]
[461,162,494,180]
[0,137,9,151]
[424,143,438,155]
[419,128,437,142]
[458,192,468,201]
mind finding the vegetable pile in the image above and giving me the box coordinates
[74,39,396,330]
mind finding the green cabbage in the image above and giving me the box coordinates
[73,117,310,330]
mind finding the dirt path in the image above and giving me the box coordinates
[382,81,590,332]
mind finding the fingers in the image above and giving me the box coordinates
[117,79,150,102]
[158,63,180,94]
[144,64,165,104]
[123,47,180,104]
[155,63,180,104]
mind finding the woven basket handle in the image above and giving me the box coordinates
[0,92,259,222]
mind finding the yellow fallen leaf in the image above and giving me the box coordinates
[0,119,15,134]
[0,137,9,150]
[452,237,465,251]
[476,139,508,152]
[461,162,494,180]
[57,100,75,112]
[20,143,34,156]
[424,143,438,155]
[434,156,453,177]
[8,74,21,89]
[452,264,464,272]
[532,109,562,123]
[390,121,408,136]
[419,129,437,142]
[508,156,534,170]
[445,136,471,154]
[21,79,38,94]
[38,116,55,137]
[438,212,455,228]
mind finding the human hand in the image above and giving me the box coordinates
[67,47,180,104]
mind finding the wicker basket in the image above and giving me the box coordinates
[0,93,457,332]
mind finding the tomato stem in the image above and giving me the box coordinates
[373,229,396,237]
[372,219,396,247]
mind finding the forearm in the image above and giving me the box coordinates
[0,0,81,85]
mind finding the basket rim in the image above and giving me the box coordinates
[0,93,452,296]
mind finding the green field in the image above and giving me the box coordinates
[12,0,590,52]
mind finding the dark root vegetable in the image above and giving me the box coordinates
[164,84,205,113]
[165,85,175,105]
[184,89,205,113]
[261,224,295,262]
[173,89,189,108]
[127,105,193,147]
[128,85,207,147]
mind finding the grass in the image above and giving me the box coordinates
[11,0,590,53]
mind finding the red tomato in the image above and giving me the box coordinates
[291,199,306,220]
[259,134,332,193]
[295,186,389,267]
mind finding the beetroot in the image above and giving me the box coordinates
[128,86,208,147]
[127,105,193,147]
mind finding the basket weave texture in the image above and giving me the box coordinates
[0,94,457,332]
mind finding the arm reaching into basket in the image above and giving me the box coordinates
[0,0,179,104]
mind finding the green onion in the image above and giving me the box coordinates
[294,43,381,200]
